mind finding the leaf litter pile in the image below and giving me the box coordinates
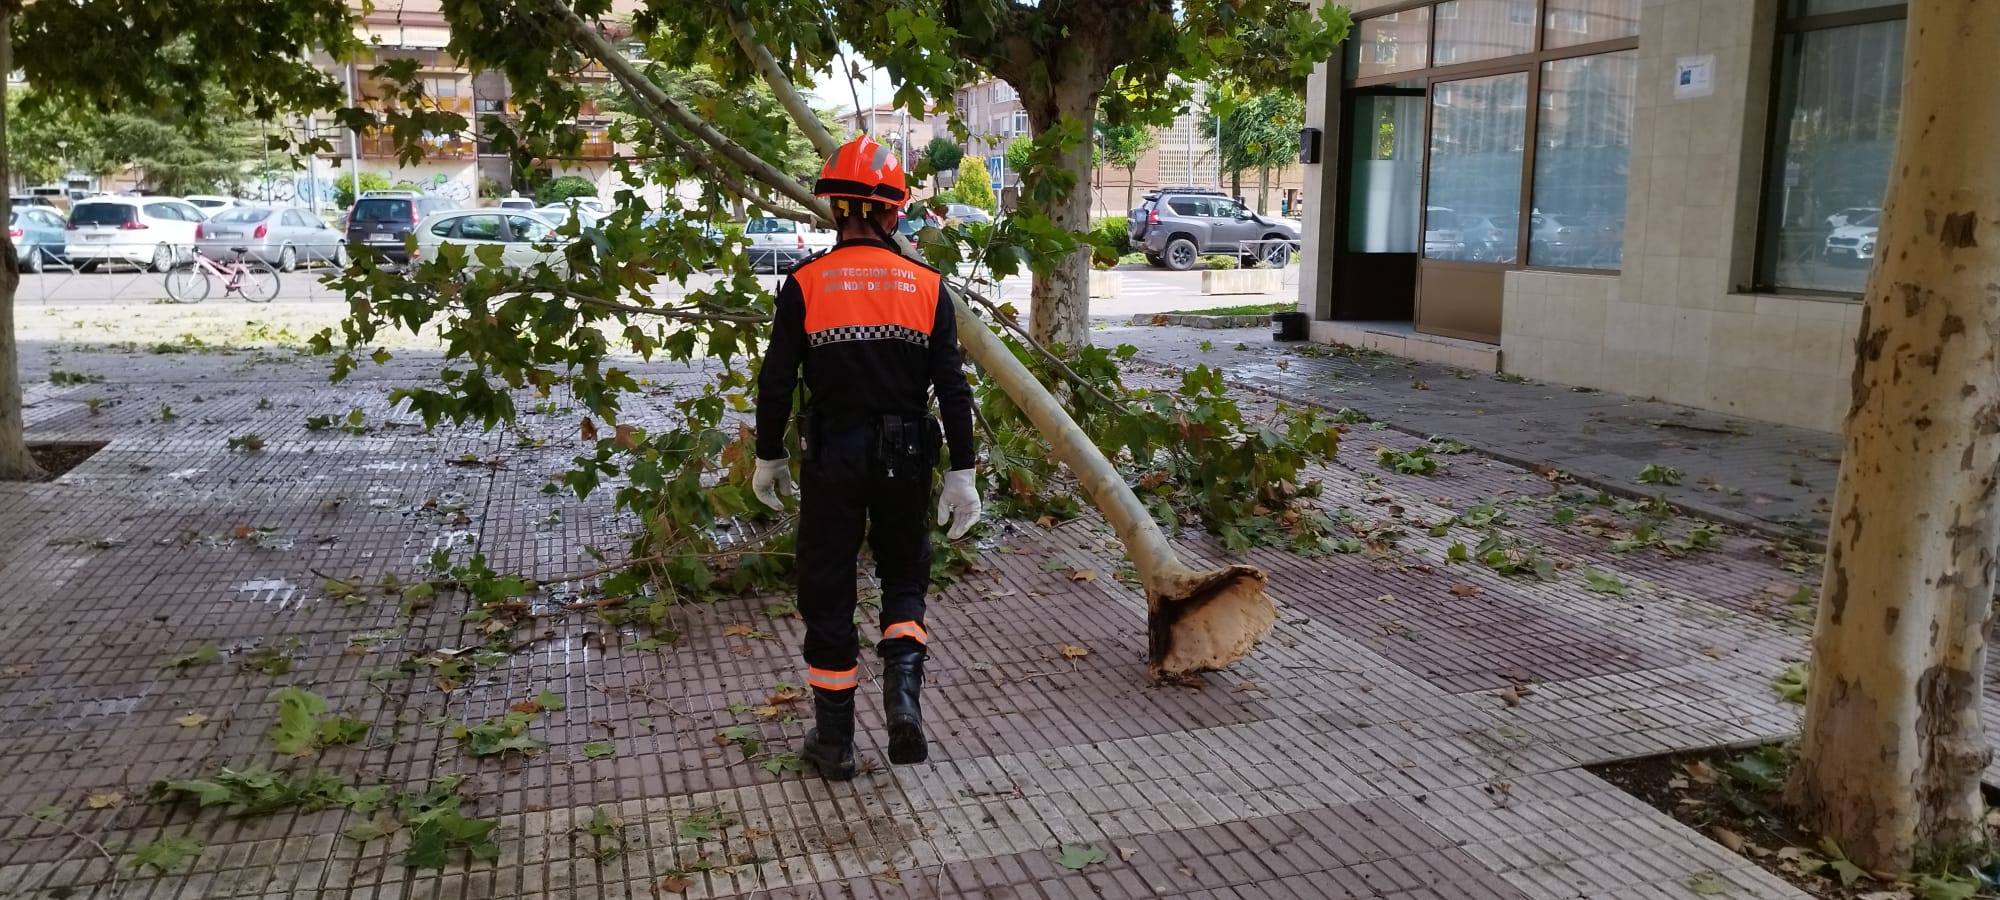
[1593,746,2000,899]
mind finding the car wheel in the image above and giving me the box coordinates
[333,243,350,268]
[23,248,43,274]
[1164,237,1198,272]
[278,245,298,272]
[149,243,174,273]
[1143,252,1165,268]
[1262,244,1293,267]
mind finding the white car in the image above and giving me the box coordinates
[65,196,205,272]
[744,215,835,273]
[1823,210,1880,262]
[411,209,569,274]
[183,195,239,212]
[535,204,602,230]
[496,197,536,211]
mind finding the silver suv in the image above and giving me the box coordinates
[1128,188,1301,270]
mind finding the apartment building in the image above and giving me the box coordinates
[1295,0,1901,432]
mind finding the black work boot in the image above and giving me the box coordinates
[800,687,858,781]
[882,647,928,764]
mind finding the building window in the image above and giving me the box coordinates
[1012,110,1029,136]
[1528,51,1636,270]
[1433,0,1535,66]
[1756,4,1906,294]
[1424,72,1528,261]
[1346,8,1430,80]
[1509,2,1536,27]
[1544,0,1639,50]
[992,82,1016,102]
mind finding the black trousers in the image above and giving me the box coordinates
[797,423,933,691]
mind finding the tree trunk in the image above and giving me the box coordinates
[1124,167,1136,214]
[1230,167,1241,204]
[1783,0,1999,872]
[0,8,38,482]
[1022,77,1096,350]
[1258,167,1271,216]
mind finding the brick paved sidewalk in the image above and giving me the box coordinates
[1096,323,1841,547]
[0,336,1874,899]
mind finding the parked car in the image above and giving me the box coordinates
[1129,187,1302,270]
[640,212,725,244]
[411,209,570,274]
[345,191,456,265]
[196,206,346,270]
[11,206,68,272]
[1528,212,1614,266]
[1420,206,1463,259]
[1824,210,1880,263]
[535,204,603,230]
[743,215,835,273]
[64,196,204,272]
[1824,206,1879,230]
[942,203,992,226]
[10,194,62,210]
[183,195,238,213]
[1453,213,1518,263]
[496,197,537,211]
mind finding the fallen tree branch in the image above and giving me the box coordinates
[954,281,1126,412]
[725,7,840,157]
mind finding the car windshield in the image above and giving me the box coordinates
[745,217,796,235]
[209,208,270,225]
[351,199,413,223]
[1851,212,1880,227]
[70,203,135,226]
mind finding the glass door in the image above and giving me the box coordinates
[1416,71,1529,342]
[1331,88,1426,322]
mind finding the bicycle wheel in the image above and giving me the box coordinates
[236,262,280,303]
[164,266,211,303]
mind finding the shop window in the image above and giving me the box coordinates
[1544,0,1639,50]
[1346,9,1430,80]
[1433,0,1535,65]
[1756,9,1905,293]
[1528,51,1636,270]
[1424,72,1528,262]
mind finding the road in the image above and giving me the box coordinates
[10,260,1294,319]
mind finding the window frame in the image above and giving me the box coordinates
[1750,1,1908,297]
[1344,0,1641,275]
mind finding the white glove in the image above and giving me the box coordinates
[752,457,792,510]
[936,468,981,539]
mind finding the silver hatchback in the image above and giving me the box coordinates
[196,206,347,271]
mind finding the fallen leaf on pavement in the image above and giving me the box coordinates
[652,875,691,894]
[1699,645,1729,659]
[1711,826,1744,852]
[1067,568,1096,582]
[1499,686,1524,707]
[1683,760,1721,784]
[741,828,771,841]
[174,712,208,728]
[1450,583,1481,598]
[84,791,122,809]
[1058,644,1089,660]
[1118,846,1137,862]
[1231,682,1264,693]
[753,706,780,719]
[723,624,754,637]
[510,700,543,714]
[1056,845,1106,870]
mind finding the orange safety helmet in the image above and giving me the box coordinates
[814,134,908,215]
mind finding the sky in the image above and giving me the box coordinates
[807,50,902,115]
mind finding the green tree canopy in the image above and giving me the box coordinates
[536,174,598,205]
[920,136,962,182]
[335,171,391,209]
[951,153,994,212]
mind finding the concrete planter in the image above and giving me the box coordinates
[1088,270,1120,298]
[1200,268,1283,296]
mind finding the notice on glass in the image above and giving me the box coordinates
[1674,55,1715,99]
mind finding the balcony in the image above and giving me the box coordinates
[360,132,476,160]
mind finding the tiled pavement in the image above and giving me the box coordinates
[0,333,1866,899]
[1098,324,1841,546]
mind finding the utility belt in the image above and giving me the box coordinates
[798,408,941,478]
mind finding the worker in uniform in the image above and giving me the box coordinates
[751,134,980,780]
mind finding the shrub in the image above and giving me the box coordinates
[952,156,995,213]
[334,172,391,209]
[478,176,504,199]
[1095,216,1131,255]
[536,175,597,206]
[1199,255,1238,270]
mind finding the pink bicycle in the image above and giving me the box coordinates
[164,246,280,303]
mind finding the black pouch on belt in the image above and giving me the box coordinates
[875,413,927,477]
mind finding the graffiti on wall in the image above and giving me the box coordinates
[394,174,472,202]
[242,174,337,205]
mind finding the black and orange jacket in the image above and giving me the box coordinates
[755,238,976,471]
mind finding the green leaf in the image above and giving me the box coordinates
[1446,543,1469,562]
[1772,662,1809,704]
[317,717,370,746]
[1911,873,1981,900]
[1056,844,1107,870]
[761,752,805,775]
[341,814,399,844]
[129,834,203,873]
[270,687,329,755]
[534,689,565,711]
[159,642,220,669]
[1583,569,1630,595]
[243,647,292,676]
[1685,872,1727,895]
[1636,464,1682,486]
[582,742,614,759]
